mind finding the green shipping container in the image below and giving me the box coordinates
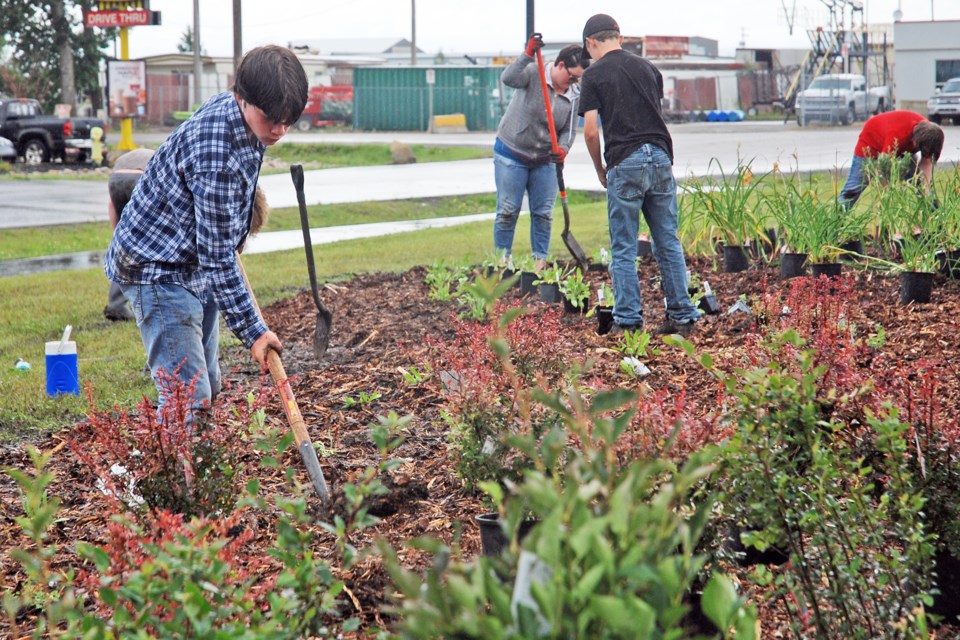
[353,66,511,132]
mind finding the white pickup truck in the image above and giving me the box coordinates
[795,73,891,126]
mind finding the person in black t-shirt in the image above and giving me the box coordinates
[578,14,700,336]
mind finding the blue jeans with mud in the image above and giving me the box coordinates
[493,151,558,260]
[606,144,699,327]
[120,282,221,414]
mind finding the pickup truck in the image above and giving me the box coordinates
[0,96,106,164]
[795,73,890,126]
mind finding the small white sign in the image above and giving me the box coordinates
[425,69,436,85]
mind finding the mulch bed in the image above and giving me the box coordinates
[2,255,960,636]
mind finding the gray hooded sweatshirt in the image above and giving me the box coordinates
[496,53,580,162]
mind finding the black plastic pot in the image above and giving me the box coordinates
[596,306,615,335]
[562,297,588,314]
[723,245,750,273]
[637,238,653,257]
[502,268,518,287]
[930,549,960,621]
[780,253,808,279]
[810,262,842,279]
[519,271,537,296]
[747,228,778,260]
[937,249,960,279]
[899,271,933,305]
[539,282,562,304]
[475,512,538,557]
[721,523,790,567]
[839,239,864,261]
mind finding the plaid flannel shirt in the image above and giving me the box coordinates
[105,92,267,348]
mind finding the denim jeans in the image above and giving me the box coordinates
[838,154,920,209]
[606,144,699,327]
[120,282,221,412]
[493,151,558,260]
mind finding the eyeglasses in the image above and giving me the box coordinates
[565,67,582,84]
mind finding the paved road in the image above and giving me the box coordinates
[3,121,958,229]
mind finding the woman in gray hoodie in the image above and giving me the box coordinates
[493,40,584,270]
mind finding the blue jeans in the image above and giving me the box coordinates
[120,282,221,412]
[838,154,920,209]
[607,145,699,327]
[493,151,558,260]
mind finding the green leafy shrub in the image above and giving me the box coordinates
[675,331,933,638]
[382,386,756,638]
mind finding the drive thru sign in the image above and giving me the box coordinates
[86,10,150,27]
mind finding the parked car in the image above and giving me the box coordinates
[927,77,960,125]
[0,97,106,165]
[0,135,16,163]
[796,73,891,126]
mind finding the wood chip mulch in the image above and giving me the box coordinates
[2,257,960,637]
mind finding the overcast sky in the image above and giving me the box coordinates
[119,0,960,60]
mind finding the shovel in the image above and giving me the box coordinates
[237,253,331,504]
[534,47,588,272]
[290,164,333,358]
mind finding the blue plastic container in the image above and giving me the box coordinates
[45,340,79,396]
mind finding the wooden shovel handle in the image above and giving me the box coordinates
[237,254,308,447]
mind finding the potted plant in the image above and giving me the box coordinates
[805,197,871,279]
[559,267,591,313]
[932,171,960,279]
[511,254,538,296]
[765,169,822,279]
[869,184,942,304]
[685,157,765,273]
[534,262,568,304]
[586,282,615,335]
[590,246,611,272]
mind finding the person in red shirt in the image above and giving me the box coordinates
[838,110,944,208]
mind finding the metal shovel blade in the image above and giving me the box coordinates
[290,164,333,358]
[556,165,588,272]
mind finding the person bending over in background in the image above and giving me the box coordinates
[104,147,154,322]
[838,110,944,209]
[578,13,700,336]
[105,45,307,415]
[493,36,584,271]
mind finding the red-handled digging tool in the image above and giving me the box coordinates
[534,46,588,272]
[237,254,330,504]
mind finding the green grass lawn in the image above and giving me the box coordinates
[0,197,611,439]
[264,142,492,170]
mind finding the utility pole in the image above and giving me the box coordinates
[233,0,242,74]
[193,0,202,107]
[411,0,417,65]
[526,0,534,39]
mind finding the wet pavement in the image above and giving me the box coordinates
[0,214,498,277]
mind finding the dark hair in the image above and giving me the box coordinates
[555,44,586,70]
[108,172,143,213]
[913,120,944,161]
[233,45,308,126]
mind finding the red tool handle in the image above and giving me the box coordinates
[534,48,567,195]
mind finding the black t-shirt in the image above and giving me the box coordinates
[578,49,674,168]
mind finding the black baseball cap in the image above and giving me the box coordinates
[582,13,620,60]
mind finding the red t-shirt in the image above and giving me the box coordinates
[853,110,924,158]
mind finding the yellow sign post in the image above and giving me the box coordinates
[87,1,161,151]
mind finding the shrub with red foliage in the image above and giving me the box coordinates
[70,368,272,518]
[424,302,572,490]
[614,386,730,464]
[747,275,888,434]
